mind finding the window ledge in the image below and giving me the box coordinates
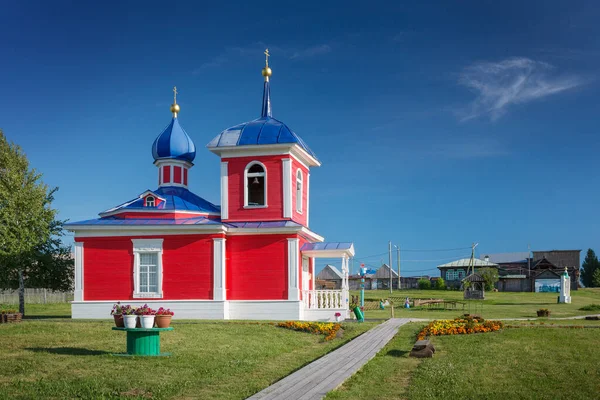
[133,293,163,299]
[244,205,268,209]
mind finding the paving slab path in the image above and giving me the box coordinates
[248,318,412,400]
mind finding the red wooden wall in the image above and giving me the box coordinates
[223,155,285,221]
[78,234,216,301]
[226,234,290,300]
[291,158,309,227]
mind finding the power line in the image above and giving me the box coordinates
[401,246,472,252]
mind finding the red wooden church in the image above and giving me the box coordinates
[66,52,354,321]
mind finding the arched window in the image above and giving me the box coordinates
[146,196,155,207]
[245,162,266,207]
[296,169,303,213]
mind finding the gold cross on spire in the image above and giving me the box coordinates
[173,86,178,104]
[264,48,270,67]
[170,86,180,117]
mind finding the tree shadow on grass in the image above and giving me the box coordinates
[26,347,111,356]
[23,315,70,320]
[386,349,409,357]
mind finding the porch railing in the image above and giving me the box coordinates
[302,290,347,309]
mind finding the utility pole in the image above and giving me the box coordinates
[528,243,532,292]
[388,241,393,294]
[397,245,401,290]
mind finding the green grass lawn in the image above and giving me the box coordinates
[352,288,600,320]
[328,323,600,400]
[0,319,376,399]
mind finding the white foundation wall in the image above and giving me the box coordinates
[72,300,312,321]
[302,308,348,322]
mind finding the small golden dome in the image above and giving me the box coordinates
[262,66,272,78]
[170,103,180,114]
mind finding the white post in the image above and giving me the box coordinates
[220,162,229,220]
[287,238,299,300]
[282,159,292,218]
[213,238,226,301]
[74,242,84,301]
[310,257,316,290]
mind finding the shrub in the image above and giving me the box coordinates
[435,277,446,290]
[579,304,600,311]
[418,278,431,290]
[479,267,499,291]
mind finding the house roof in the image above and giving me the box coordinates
[98,186,220,216]
[316,265,344,280]
[480,252,530,264]
[438,258,498,268]
[65,216,223,227]
[374,264,398,279]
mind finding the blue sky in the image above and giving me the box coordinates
[1,1,599,275]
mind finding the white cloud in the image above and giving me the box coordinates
[459,57,584,121]
[193,42,332,73]
[289,44,332,59]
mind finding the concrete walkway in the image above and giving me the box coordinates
[248,318,412,400]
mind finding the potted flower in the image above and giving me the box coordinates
[110,302,125,327]
[122,305,137,328]
[155,307,174,328]
[135,304,156,328]
[334,312,342,322]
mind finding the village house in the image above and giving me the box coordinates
[65,53,354,321]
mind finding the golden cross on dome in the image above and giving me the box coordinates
[173,86,178,104]
[264,48,270,67]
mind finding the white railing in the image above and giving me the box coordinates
[302,290,347,309]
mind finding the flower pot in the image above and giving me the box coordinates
[155,315,172,328]
[537,310,550,317]
[123,315,137,329]
[140,315,155,329]
[113,314,124,328]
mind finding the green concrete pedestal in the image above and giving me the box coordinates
[112,327,173,356]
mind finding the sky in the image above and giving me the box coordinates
[1,1,599,276]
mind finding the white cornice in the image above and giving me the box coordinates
[209,143,321,167]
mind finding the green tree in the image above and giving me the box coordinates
[435,277,446,290]
[580,249,600,288]
[592,269,600,288]
[418,278,431,290]
[0,130,69,314]
[478,267,499,291]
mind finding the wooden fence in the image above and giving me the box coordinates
[0,289,73,304]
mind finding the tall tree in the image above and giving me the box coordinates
[0,130,65,314]
[478,267,499,291]
[581,249,600,288]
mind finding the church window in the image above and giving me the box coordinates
[245,162,266,207]
[132,239,163,298]
[296,169,303,213]
[146,196,155,207]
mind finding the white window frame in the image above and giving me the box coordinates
[296,169,303,214]
[132,239,164,298]
[244,161,267,208]
[146,196,155,207]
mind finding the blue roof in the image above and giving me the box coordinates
[206,80,319,161]
[301,242,354,251]
[152,117,196,163]
[100,186,220,215]
[66,216,223,227]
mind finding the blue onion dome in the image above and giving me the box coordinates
[152,87,196,163]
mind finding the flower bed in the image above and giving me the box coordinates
[277,321,342,341]
[417,317,503,340]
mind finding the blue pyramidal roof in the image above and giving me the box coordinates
[152,117,196,163]
[207,80,318,161]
